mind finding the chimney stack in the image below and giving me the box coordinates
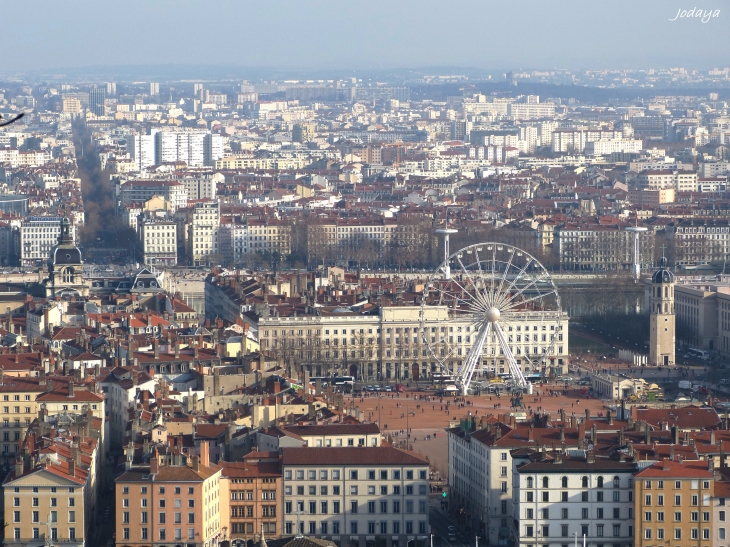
[150,450,159,474]
[528,426,534,442]
[68,381,74,398]
[200,441,210,467]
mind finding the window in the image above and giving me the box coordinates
[645,494,652,506]
[674,512,682,522]
[645,512,652,522]
[350,470,358,480]
[657,511,664,522]
[582,508,588,519]
[674,529,682,539]
[613,525,620,537]
[720,528,726,540]
[562,492,568,502]
[644,529,652,539]
[657,494,664,506]
[562,525,568,537]
[613,491,620,502]
[562,476,568,488]
[703,528,710,539]
[562,509,568,520]
[657,528,664,539]
[542,492,549,502]
[613,476,620,488]
[350,522,358,534]
[526,526,534,537]
[720,510,726,522]
[526,492,534,502]
[597,477,604,488]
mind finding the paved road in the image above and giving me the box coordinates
[429,503,477,547]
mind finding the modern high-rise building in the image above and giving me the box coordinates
[127,134,155,169]
[106,82,116,95]
[153,131,207,166]
[203,133,224,166]
[88,85,105,116]
[149,82,160,95]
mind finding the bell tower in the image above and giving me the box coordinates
[649,256,675,367]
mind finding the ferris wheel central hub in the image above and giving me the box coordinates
[485,307,501,323]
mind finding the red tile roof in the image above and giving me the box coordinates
[282,446,428,466]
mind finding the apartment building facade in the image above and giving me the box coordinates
[281,446,430,547]
[118,180,188,212]
[515,454,636,547]
[635,459,715,547]
[188,201,220,266]
[220,452,282,543]
[140,219,178,266]
[3,455,89,547]
[114,443,222,547]
[19,217,72,267]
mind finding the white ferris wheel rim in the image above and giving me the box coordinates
[419,242,563,392]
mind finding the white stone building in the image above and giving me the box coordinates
[515,453,636,547]
[281,446,430,547]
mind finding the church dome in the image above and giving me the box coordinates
[652,256,674,284]
[47,217,83,269]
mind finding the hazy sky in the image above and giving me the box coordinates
[2,0,729,73]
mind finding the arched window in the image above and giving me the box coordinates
[542,477,549,488]
[527,477,533,488]
[562,476,568,488]
[597,476,604,488]
[665,286,669,298]
[581,476,588,488]
[613,476,620,488]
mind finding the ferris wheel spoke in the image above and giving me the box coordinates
[454,256,491,311]
[497,272,548,310]
[493,257,535,309]
[503,289,557,313]
[494,249,516,307]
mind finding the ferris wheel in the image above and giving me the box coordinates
[419,242,562,395]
